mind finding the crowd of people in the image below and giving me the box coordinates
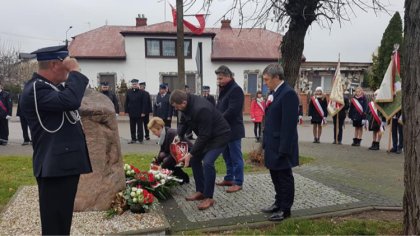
[1,44,404,234]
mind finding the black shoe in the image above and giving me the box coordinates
[0,141,7,146]
[396,148,402,154]
[138,140,144,144]
[145,137,150,140]
[332,141,337,144]
[22,141,31,146]
[268,210,291,221]
[128,140,137,144]
[261,204,280,213]
[337,141,342,145]
[389,148,397,153]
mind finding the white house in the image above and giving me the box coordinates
[69,16,282,95]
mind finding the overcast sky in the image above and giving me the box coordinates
[0,0,404,62]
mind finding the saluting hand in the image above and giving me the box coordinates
[63,57,80,72]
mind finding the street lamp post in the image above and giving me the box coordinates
[65,26,73,46]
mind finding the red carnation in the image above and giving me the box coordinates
[148,173,155,182]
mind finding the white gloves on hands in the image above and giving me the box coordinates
[5,115,11,120]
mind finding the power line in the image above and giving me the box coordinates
[0,31,61,42]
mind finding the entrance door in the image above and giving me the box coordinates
[98,73,117,91]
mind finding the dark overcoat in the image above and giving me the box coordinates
[154,93,173,119]
[125,88,147,118]
[216,80,245,141]
[101,90,119,113]
[179,94,231,157]
[263,83,299,170]
[20,72,92,177]
[308,96,328,123]
[0,90,12,118]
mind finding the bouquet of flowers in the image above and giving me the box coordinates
[124,164,140,178]
[123,185,154,213]
[133,166,182,200]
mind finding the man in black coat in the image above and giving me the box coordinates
[202,85,216,106]
[20,45,92,235]
[125,79,147,143]
[100,81,119,115]
[332,91,350,144]
[140,82,152,140]
[154,84,173,127]
[170,89,231,210]
[214,65,245,193]
[261,63,299,222]
[0,83,12,145]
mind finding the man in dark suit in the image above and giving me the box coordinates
[20,45,92,235]
[332,90,350,144]
[261,63,299,222]
[154,84,173,127]
[202,85,216,106]
[125,79,147,143]
[140,82,152,140]
[100,81,119,115]
[0,83,13,145]
[214,65,245,193]
[170,89,231,210]
[16,95,31,145]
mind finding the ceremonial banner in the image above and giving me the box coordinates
[376,50,402,121]
[327,60,344,116]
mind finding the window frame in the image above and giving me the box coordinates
[145,38,192,58]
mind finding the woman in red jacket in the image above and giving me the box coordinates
[250,91,266,142]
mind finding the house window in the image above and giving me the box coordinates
[247,73,258,95]
[145,38,192,58]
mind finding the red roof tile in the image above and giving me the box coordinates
[69,21,282,61]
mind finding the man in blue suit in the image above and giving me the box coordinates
[20,45,92,235]
[261,63,299,221]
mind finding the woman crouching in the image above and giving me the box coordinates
[148,117,190,184]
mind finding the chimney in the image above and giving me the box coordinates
[221,19,232,29]
[136,14,147,27]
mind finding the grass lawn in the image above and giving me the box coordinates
[0,153,313,212]
[184,218,402,235]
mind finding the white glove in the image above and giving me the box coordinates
[362,119,368,125]
[323,118,327,125]
[298,115,303,120]
[5,115,11,120]
[308,116,312,120]
[381,121,386,127]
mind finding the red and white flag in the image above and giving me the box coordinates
[171,4,206,35]
[327,59,345,116]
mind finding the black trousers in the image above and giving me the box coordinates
[269,168,294,211]
[36,175,80,235]
[332,115,345,142]
[129,117,144,141]
[20,116,31,142]
[164,119,171,128]
[254,122,262,138]
[0,118,9,143]
[143,114,150,138]
[392,118,403,149]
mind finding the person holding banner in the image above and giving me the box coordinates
[308,87,328,143]
[332,91,349,144]
[349,87,368,146]
[366,90,386,150]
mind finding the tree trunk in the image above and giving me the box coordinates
[280,1,317,87]
[280,21,309,87]
[402,0,420,234]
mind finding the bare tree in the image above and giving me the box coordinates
[203,0,386,86]
[0,39,20,84]
[402,0,420,234]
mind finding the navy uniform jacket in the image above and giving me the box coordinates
[203,95,216,106]
[101,90,119,114]
[143,90,153,114]
[308,96,328,122]
[125,88,147,118]
[216,80,245,141]
[0,90,12,118]
[348,95,367,121]
[20,72,92,178]
[179,94,231,157]
[263,83,299,170]
[154,93,173,119]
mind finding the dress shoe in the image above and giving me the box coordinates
[388,148,397,153]
[22,141,31,146]
[226,185,242,193]
[216,180,234,186]
[197,198,215,210]
[261,204,280,213]
[185,192,205,201]
[268,210,291,221]
[128,140,137,144]
[145,137,150,140]
[396,148,402,154]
